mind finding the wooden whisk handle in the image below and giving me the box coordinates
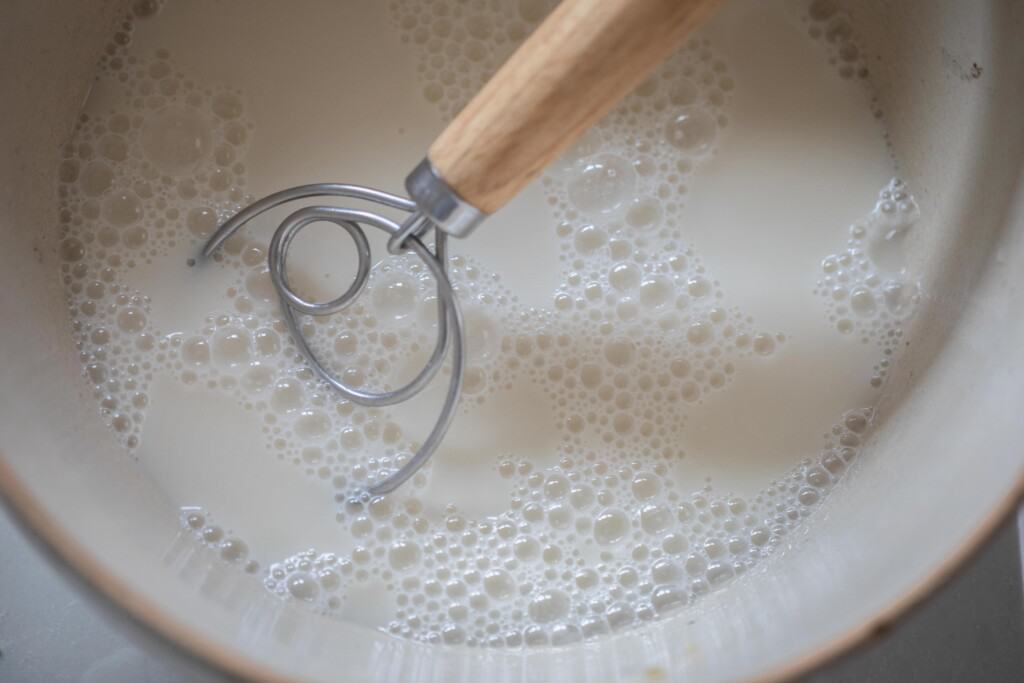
[427,0,722,216]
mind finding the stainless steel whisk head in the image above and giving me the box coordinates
[202,182,465,497]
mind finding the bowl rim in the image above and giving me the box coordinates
[1,454,1022,682]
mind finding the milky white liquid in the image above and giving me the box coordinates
[56,0,924,646]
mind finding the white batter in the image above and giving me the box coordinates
[56,0,923,646]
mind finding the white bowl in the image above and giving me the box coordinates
[1,1,1023,681]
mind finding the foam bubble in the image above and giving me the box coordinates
[567,155,636,214]
[139,107,213,175]
[815,179,920,384]
[664,107,718,155]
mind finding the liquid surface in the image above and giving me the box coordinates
[57,0,924,646]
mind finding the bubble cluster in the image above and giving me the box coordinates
[528,30,779,426]
[57,6,254,447]
[814,178,921,387]
[802,0,871,82]
[218,406,871,646]
[264,548,354,608]
[58,0,918,649]
[392,0,560,119]
[179,506,259,573]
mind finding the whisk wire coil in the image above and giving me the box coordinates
[202,184,464,496]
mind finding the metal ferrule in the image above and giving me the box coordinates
[405,158,487,239]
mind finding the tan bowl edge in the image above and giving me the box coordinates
[1,455,1022,682]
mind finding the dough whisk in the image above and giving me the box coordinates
[202,0,721,496]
